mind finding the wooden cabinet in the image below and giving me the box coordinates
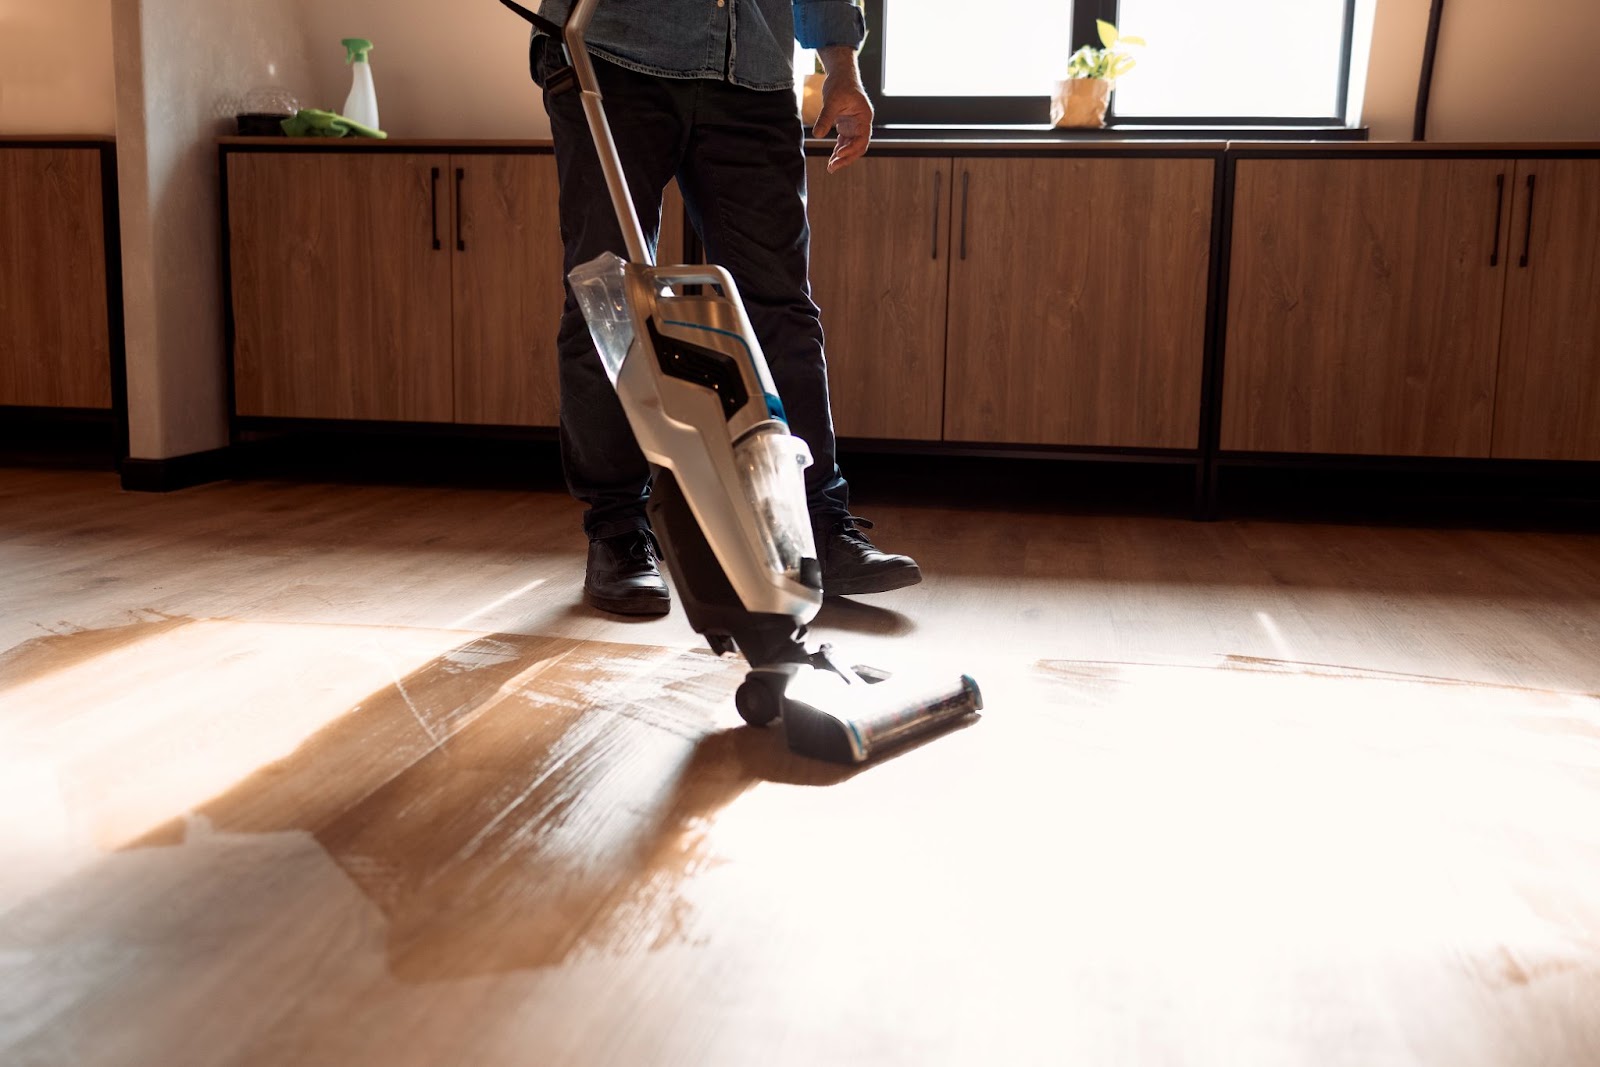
[230,152,454,421]
[0,146,112,409]
[453,166,683,427]
[804,156,951,440]
[228,148,1217,450]
[942,157,1214,449]
[229,149,685,429]
[1493,160,1600,461]
[224,144,1600,475]
[802,154,1215,450]
[1222,154,1600,464]
[1222,158,1512,457]
[451,156,565,426]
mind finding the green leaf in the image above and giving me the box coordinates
[1097,19,1119,49]
[1120,34,1147,47]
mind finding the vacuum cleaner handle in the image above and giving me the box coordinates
[650,264,740,292]
[564,0,654,267]
[495,0,564,39]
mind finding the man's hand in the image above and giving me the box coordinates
[813,45,873,173]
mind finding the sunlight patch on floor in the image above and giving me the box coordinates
[0,619,488,911]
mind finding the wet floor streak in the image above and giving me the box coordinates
[89,627,857,979]
[6,623,1600,1065]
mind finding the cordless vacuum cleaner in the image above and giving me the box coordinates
[508,0,982,763]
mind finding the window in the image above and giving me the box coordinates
[1111,0,1354,121]
[855,0,1360,129]
[878,0,1076,98]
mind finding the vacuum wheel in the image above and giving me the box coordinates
[735,676,782,728]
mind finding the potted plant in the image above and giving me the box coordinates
[1053,20,1145,129]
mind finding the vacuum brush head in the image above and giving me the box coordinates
[780,669,983,764]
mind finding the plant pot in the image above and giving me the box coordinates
[800,73,826,127]
[1051,77,1112,129]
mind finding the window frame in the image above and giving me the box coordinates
[856,0,1361,129]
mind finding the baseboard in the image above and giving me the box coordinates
[119,447,233,492]
[0,407,121,470]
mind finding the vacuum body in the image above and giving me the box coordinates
[542,0,982,763]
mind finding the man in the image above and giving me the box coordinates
[528,0,923,616]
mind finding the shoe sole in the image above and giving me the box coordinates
[823,563,923,598]
[584,589,672,617]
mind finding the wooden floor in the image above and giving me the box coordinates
[2,465,1599,1066]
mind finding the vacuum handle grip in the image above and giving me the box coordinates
[651,263,740,293]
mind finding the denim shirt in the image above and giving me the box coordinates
[533,0,866,92]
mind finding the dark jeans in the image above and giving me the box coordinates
[534,39,850,540]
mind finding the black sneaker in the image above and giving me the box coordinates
[584,529,671,616]
[815,515,923,597]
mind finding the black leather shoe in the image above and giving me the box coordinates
[815,515,923,596]
[584,529,671,616]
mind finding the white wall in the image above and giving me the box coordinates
[1360,0,1433,141]
[113,0,318,459]
[108,0,548,462]
[0,0,116,134]
[1427,0,1600,142]
[76,0,1600,463]
[1361,0,1600,141]
[291,0,549,140]
[281,0,1600,145]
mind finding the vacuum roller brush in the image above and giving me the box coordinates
[737,658,983,764]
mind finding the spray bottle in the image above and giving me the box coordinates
[341,38,380,132]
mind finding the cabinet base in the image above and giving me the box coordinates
[120,448,232,493]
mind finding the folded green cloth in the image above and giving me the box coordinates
[280,108,387,139]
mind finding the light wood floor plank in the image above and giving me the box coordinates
[2,468,1598,1066]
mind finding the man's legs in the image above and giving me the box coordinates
[541,41,688,537]
[539,42,691,613]
[674,79,922,595]
[672,79,848,522]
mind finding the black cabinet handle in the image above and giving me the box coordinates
[959,171,969,261]
[455,167,466,252]
[931,169,942,260]
[1518,173,1537,268]
[430,167,442,251]
[1490,173,1505,267]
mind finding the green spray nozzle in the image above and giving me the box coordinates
[343,38,373,64]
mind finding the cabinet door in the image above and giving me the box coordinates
[0,148,111,408]
[1493,160,1600,461]
[1222,158,1511,457]
[229,152,454,421]
[943,157,1213,449]
[804,156,951,441]
[451,154,564,426]
[454,165,687,428]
